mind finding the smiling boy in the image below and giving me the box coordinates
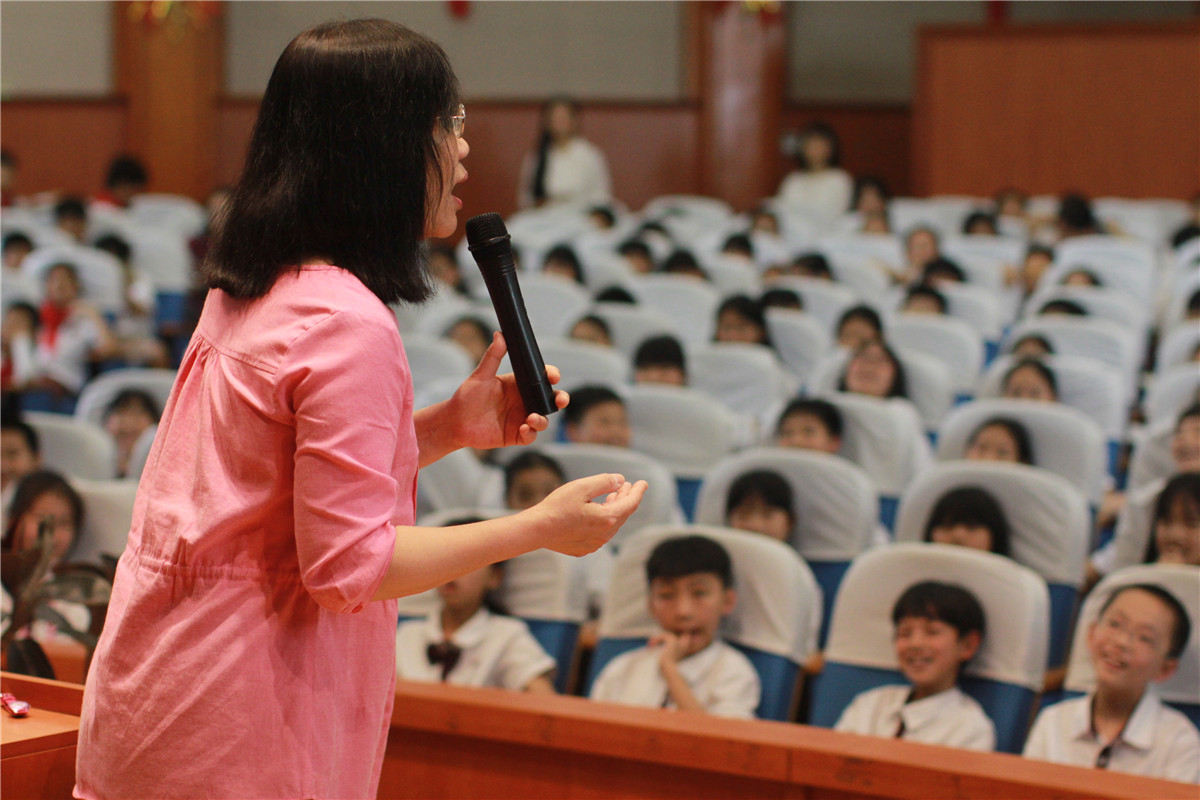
[1024,584,1199,783]
[589,535,760,718]
[835,580,995,750]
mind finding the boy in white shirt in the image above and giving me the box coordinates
[1024,583,1199,783]
[835,580,996,750]
[589,535,761,718]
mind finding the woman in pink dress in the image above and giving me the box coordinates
[74,19,645,800]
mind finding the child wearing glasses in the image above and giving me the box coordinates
[1023,583,1199,783]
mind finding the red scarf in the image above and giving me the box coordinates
[38,301,70,351]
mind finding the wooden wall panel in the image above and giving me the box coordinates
[914,22,1200,198]
[0,101,127,198]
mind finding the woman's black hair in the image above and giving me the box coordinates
[793,120,841,170]
[836,304,884,339]
[922,486,1011,557]
[1038,299,1089,317]
[1003,358,1059,400]
[542,244,584,284]
[967,417,1034,465]
[725,470,795,526]
[892,580,986,642]
[839,339,908,399]
[503,450,566,497]
[1144,472,1200,564]
[204,19,460,306]
[531,96,579,206]
[617,239,652,261]
[1,469,85,557]
[589,206,616,228]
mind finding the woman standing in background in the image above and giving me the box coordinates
[518,96,613,210]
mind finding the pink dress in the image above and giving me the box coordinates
[75,266,414,799]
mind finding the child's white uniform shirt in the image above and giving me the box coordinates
[834,684,996,751]
[589,639,761,719]
[395,608,555,691]
[1024,690,1200,784]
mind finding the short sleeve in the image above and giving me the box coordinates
[705,650,761,719]
[284,309,406,614]
[1022,708,1051,759]
[493,619,556,691]
[589,651,633,704]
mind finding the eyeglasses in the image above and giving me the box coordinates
[444,104,466,138]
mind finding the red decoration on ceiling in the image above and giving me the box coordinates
[448,1,471,20]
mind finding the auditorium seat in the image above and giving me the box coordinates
[24,411,117,481]
[763,307,833,383]
[1059,564,1200,730]
[73,367,177,427]
[400,507,590,694]
[67,477,139,564]
[686,342,798,425]
[627,274,720,347]
[808,542,1050,753]
[893,461,1090,668]
[586,523,822,721]
[538,338,631,392]
[936,398,1108,507]
[512,272,592,339]
[885,314,986,399]
[1143,364,1200,429]
[692,447,878,645]
[1124,417,1177,492]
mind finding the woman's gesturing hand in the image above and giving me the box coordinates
[526,473,648,557]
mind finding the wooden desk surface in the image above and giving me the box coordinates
[384,680,1198,800]
[0,673,83,800]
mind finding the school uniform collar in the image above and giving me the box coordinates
[422,607,492,648]
[1073,689,1163,752]
[899,686,967,732]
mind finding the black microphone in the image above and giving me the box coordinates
[465,212,558,417]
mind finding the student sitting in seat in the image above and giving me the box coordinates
[964,417,1034,465]
[713,295,770,347]
[835,305,884,351]
[922,486,1011,558]
[835,580,995,750]
[633,335,687,387]
[504,451,566,511]
[590,535,760,718]
[395,517,557,694]
[563,385,631,448]
[774,397,843,455]
[1001,358,1059,403]
[839,339,908,401]
[1023,583,1199,783]
[725,470,795,542]
[1142,472,1200,567]
[568,314,613,348]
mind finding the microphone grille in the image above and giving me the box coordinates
[465,212,508,247]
